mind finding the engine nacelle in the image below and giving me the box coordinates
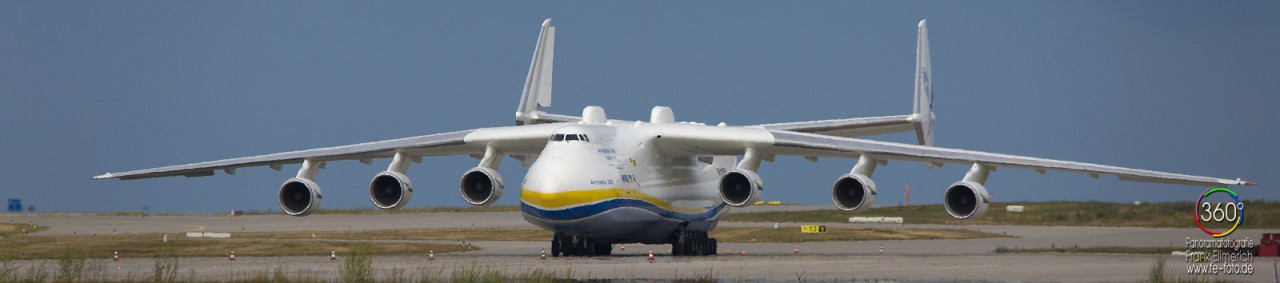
[943,181,990,220]
[831,174,877,212]
[369,171,413,209]
[719,169,764,207]
[278,178,322,217]
[460,167,504,205]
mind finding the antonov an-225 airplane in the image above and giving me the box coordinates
[94,19,1254,257]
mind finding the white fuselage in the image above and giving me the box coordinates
[519,123,735,244]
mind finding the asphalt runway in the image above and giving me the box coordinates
[4,207,1277,282]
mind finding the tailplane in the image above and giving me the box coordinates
[515,19,556,125]
[911,19,935,147]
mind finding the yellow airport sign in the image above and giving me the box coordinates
[800,225,827,233]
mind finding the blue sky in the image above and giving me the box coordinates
[1,1,1275,213]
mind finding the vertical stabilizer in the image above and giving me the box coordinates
[912,19,935,147]
[516,19,556,125]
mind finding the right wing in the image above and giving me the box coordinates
[92,123,566,180]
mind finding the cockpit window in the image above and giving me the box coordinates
[550,133,590,143]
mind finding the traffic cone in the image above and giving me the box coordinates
[540,248,546,260]
[113,251,119,262]
[647,249,654,263]
[879,244,884,255]
[330,250,336,261]
[229,251,236,261]
[428,250,435,261]
[794,243,800,255]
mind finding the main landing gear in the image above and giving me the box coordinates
[551,232,612,257]
[671,230,717,256]
[549,230,718,257]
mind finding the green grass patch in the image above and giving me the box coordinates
[724,200,1280,228]
[0,223,47,238]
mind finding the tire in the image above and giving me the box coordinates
[551,237,561,257]
[709,238,717,255]
[597,242,612,256]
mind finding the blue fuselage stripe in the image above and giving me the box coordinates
[521,198,726,222]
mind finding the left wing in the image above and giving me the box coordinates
[652,124,1253,187]
[92,123,566,180]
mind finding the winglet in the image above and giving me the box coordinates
[515,18,556,125]
[911,19,935,147]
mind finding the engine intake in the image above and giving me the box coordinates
[831,174,876,212]
[369,171,413,209]
[460,167,504,205]
[719,169,763,207]
[278,178,322,217]
[943,181,990,220]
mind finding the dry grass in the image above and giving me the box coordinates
[725,200,1280,228]
[997,245,1177,254]
[239,227,553,242]
[243,205,521,216]
[0,224,1004,260]
[240,226,1007,244]
[0,233,472,260]
[711,227,1009,243]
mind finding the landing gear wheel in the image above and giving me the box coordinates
[670,230,716,257]
[574,237,586,257]
[584,240,595,256]
[595,242,612,256]
[551,235,562,257]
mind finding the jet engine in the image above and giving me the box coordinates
[719,169,764,207]
[369,171,413,209]
[943,181,990,220]
[460,167,504,205]
[831,174,876,212]
[278,178,322,216]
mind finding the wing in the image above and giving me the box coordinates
[651,124,1253,187]
[92,123,567,180]
[749,115,918,139]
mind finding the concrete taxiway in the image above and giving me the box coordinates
[3,206,1277,282]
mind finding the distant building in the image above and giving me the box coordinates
[6,199,21,212]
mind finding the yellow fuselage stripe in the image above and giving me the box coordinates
[520,188,707,214]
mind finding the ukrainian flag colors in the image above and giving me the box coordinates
[520,188,725,222]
